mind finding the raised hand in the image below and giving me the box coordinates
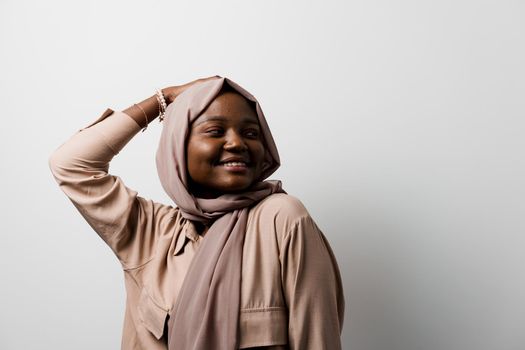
[162,75,222,105]
[123,75,221,129]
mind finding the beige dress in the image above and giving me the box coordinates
[48,109,345,349]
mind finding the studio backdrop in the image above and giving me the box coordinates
[1,0,524,349]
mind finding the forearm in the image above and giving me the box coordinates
[122,92,165,129]
[122,76,221,128]
[51,87,170,170]
[122,76,222,128]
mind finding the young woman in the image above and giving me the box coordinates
[49,76,344,349]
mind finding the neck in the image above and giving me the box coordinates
[188,182,221,199]
[194,189,221,199]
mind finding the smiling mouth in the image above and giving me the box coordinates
[220,161,248,168]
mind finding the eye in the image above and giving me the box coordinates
[206,128,224,136]
[244,129,260,138]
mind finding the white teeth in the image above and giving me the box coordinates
[222,162,247,167]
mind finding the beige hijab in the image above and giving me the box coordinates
[156,76,285,349]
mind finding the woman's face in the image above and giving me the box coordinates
[186,91,266,198]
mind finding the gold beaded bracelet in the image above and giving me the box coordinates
[155,88,167,122]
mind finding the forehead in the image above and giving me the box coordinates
[193,91,259,126]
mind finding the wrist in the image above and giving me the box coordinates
[161,87,178,105]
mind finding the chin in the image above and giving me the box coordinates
[221,185,250,193]
[218,181,254,193]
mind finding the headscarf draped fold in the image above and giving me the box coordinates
[155,76,285,349]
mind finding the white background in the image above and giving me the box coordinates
[1,0,524,349]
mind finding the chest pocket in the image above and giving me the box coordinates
[239,307,288,348]
[139,288,288,346]
[138,288,169,340]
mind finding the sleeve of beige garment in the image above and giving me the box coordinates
[280,214,345,350]
[48,109,177,269]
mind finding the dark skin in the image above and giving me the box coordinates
[186,91,265,234]
[122,76,221,128]
[187,90,266,235]
[186,91,266,197]
[123,77,266,236]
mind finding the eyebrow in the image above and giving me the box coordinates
[193,115,260,127]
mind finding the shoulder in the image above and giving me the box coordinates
[249,193,313,238]
[251,193,309,220]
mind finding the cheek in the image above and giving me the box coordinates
[250,142,266,167]
[188,139,219,166]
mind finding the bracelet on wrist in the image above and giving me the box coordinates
[155,88,168,122]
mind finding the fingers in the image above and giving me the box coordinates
[171,76,222,102]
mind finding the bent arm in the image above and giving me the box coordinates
[48,77,220,267]
[48,109,174,267]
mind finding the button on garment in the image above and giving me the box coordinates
[48,109,345,349]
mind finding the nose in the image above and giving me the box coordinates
[223,130,248,152]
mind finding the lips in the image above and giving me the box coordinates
[220,161,248,168]
[217,157,250,165]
